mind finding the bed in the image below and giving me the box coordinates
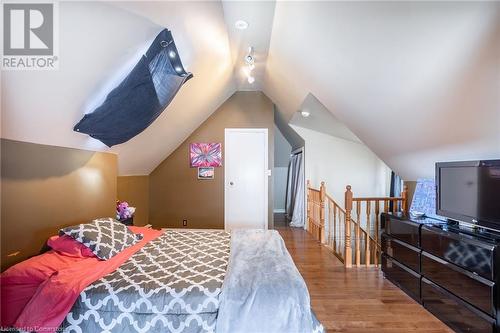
[1,220,324,333]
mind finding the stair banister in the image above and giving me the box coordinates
[319,182,326,244]
[305,181,408,268]
[344,185,353,268]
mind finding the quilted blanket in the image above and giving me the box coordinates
[62,230,230,333]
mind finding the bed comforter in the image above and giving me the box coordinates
[5,229,323,333]
[62,230,231,333]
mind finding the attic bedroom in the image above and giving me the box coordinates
[1,1,499,333]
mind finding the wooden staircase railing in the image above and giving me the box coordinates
[306,181,325,243]
[306,181,408,268]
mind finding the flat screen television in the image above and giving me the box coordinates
[436,160,500,229]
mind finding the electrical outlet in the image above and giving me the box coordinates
[182,219,188,227]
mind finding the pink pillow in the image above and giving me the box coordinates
[47,235,96,258]
[1,250,90,326]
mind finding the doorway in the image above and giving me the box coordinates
[224,128,268,230]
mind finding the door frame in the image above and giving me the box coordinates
[224,128,269,230]
[291,146,307,229]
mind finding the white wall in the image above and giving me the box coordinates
[273,124,292,212]
[293,125,391,206]
[274,124,291,167]
[273,167,288,212]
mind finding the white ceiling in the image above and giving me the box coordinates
[264,1,500,180]
[2,1,499,179]
[290,93,360,143]
[2,1,236,175]
[222,0,275,91]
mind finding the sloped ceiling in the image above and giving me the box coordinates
[222,0,275,91]
[264,1,500,180]
[2,1,499,179]
[290,93,360,143]
[2,1,236,175]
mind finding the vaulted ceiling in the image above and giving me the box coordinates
[264,1,500,180]
[2,1,499,179]
[2,1,236,175]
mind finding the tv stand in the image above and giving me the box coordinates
[381,212,500,333]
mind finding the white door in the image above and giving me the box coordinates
[225,128,268,230]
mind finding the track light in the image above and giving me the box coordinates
[244,46,256,84]
[245,54,254,65]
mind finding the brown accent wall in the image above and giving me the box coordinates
[117,176,149,226]
[1,139,117,271]
[149,91,274,229]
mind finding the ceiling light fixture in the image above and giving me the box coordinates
[244,46,256,84]
[301,110,311,118]
[245,54,254,65]
[235,20,249,30]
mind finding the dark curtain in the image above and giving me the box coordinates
[285,151,305,227]
[74,29,192,147]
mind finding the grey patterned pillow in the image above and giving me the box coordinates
[60,218,142,260]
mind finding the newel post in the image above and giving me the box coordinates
[344,185,353,268]
[402,184,409,215]
[319,182,326,244]
[306,180,311,231]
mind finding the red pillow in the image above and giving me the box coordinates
[47,235,95,258]
[1,249,90,326]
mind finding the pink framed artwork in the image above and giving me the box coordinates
[190,143,222,167]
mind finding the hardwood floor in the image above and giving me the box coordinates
[275,224,453,333]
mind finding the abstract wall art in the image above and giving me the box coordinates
[190,143,222,167]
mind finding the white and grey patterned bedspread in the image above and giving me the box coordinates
[62,230,230,333]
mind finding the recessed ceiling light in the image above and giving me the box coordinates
[235,20,249,30]
[301,110,310,118]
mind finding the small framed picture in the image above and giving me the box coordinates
[198,167,214,180]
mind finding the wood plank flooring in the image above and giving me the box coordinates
[275,223,453,333]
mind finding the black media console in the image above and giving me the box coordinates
[381,212,500,333]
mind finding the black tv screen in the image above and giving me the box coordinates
[436,160,500,228]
